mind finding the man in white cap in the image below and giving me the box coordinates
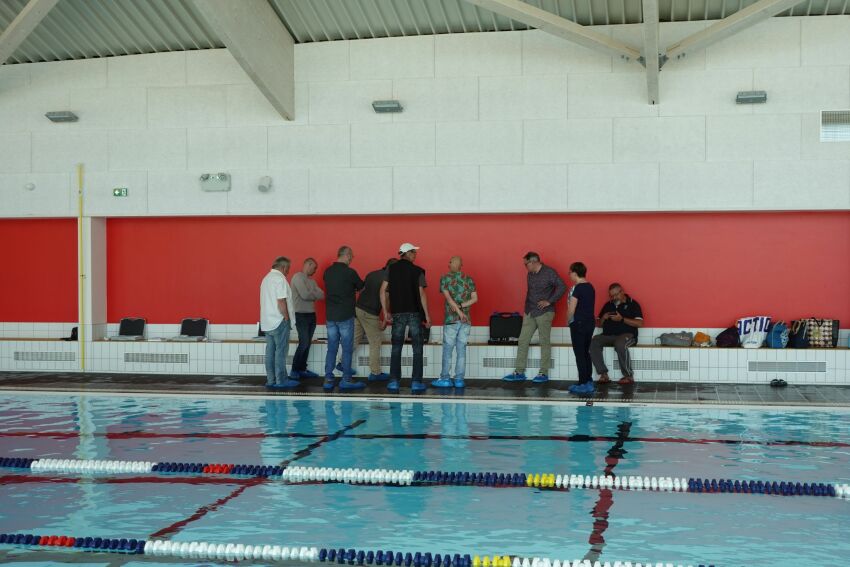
[380,242,431,393]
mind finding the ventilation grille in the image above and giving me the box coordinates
[482,358,554,369]
[360,356,429,367]
[239,354,294,365]
[14,351,75,362]
[821,110,850,142]
[748,361,827,373]
[614,360,688,371]
[124,353,188,364]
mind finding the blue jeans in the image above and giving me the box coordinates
[391,313,423,381]
[264,319,291,386]
[325,318,354,379]
[441,322,470,380]
[292,312,316,372]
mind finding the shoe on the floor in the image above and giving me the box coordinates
[532,373,549,384]
[431,378,453,388]
[597,373,611,384]
[411,380,427,393]
[367,372,390,382]
[300,369,319,379]
[322,376,335,392]
[570,382,596,396]
[618,375,635,386]
[770,378,788,388]
[387,380,400,393]
[268,379,300,390]
[502,372,527,382]
[335,362,357,376]
[339,379,366,391]
[453,378,465,388]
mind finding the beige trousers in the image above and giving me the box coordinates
[338,307,385,375]
[514,311,555,375]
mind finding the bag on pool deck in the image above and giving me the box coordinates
[765,321,789,348]
[737,315,771,348]
[693,331,712,347]
[805,318,838,348]
[789,320,809,348]
[656,331,694,347]
[489,311,523,345]
[715,326,740,348]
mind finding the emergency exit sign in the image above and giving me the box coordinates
[113,187,128,197]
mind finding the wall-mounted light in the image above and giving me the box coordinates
[372,100,403,113]
[45,111,79,122]
[735,91,767,104]
[258,176,273,193]
[23,182,35,191]
[199,173,231,192]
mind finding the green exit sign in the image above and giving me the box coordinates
[113,187,128,197]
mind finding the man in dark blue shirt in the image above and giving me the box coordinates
[566,261,596,396]
[322,246,365,392]
[591,283,643,386]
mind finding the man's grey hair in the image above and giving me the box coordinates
[272,256,290,270]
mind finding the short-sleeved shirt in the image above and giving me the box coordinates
[259,269,292,332]
[598,295,643,339]
[440,271,476,325]
[568,281,595,325]
[356,268,388,316]
[323,262,365,322]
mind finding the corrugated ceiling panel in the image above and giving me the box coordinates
[0,0,846,64]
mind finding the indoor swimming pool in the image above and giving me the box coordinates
[0,394,848,566]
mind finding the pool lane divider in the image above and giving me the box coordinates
[3,457,849,499]
[0,533,715,567]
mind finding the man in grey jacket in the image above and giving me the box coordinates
[503,251,567,384]
[290,258,324,379]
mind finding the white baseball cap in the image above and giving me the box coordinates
[398,242,420,254]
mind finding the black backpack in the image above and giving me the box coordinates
[715,326,739,348]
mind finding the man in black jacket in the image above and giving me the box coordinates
[381,243,431,393]
[590,283,644,386]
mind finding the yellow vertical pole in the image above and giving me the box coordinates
[77,163,85,371]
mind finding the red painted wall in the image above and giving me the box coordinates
[106,212,850,328]
[0,219,78,322]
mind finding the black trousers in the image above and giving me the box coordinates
[570,320,594,384]
[292,312,316,372]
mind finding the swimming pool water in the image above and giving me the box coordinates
[0,394,848,566]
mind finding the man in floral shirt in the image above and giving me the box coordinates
[432,256,478,389]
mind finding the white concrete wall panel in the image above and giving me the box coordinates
[351,122,435,167]
[754,160,850,209]
[706,115,802,162]
[107,52,187,87]
[32,131,108,173]
[83,171,148,217]
[108,129,187,171]
[226,82,307,126]
[436,121,523,165]
[309,167,393,213]
[0,133,31,173]
[569,73,660,118]
[521,29,612,75]
[30,59,107,89]
[435,32,522,77]
[294,41,350,82]
[480,165,568,211]
[659,69,754,117]
[392,166,479,212]
[148,86,227,128]
[350,36,434,79]
[267,124,350,168]
[801,16,850,66]
[569,163,660,210]
[479,76,568,121]
[0,173,72,217]
[706,18,801,69]
[186,49,250,85]
[392,78,478,122]
[753,66,850,114]
[309,80,393,124]
[523,119,613,164]
[613,116,706,162]
[226,168,310,215]
[68,88,147,130]
[187,127,268,170]
[660,162,754,210]
[147,170,228,215]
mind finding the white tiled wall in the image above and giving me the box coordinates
[2,17,849,218]
[2,322,849,385]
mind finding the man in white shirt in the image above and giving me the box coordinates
[260,256,298,389]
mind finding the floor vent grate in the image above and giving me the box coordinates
[748,361,826,373]
[14,351,75,362]
[483,357,554,369]
[615,360,688,371]
[239,354,293,365]
[124,353,188,364]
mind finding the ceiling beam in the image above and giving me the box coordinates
[191,0,294,120]
[0,0,59,64]
[641,0,660,105]
[665,0,803,60]
[465,0,640,61]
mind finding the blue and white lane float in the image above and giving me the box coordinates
[0,533,715,567]
[3,457,849,498]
